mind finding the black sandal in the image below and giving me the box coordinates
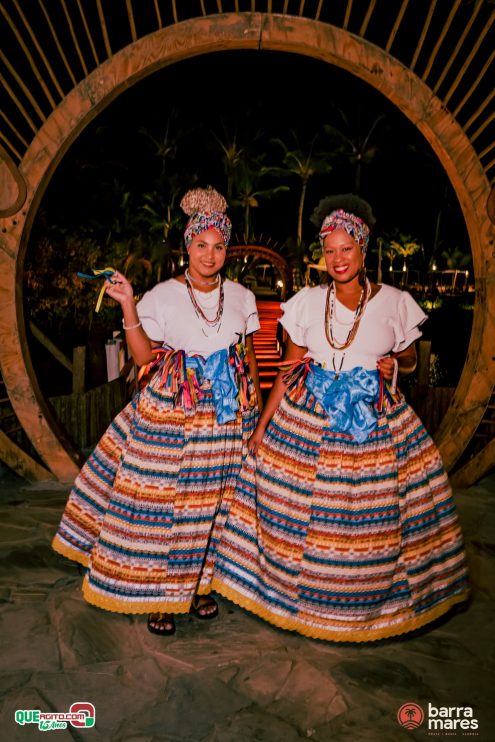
[189,595,219,620]
[147,612,176,636]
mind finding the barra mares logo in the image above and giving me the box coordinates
[397,701,480,735]
[15,702,95,731]
[398,703,425,730]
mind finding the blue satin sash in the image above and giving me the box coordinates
[305,365,380,443]
[195,349,240,424]
[150,344,249,425]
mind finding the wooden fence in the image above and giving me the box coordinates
[47,376,455,458]
[49,376,128,451]
[407,386,456,435]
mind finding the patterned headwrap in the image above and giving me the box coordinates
[181,187,232,248]
[319,209,370,254]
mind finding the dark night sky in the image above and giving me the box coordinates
[35,49,469,266]
[25,48,475,394]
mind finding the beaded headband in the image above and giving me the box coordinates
[181,187,232,248]
[319,209,370,254]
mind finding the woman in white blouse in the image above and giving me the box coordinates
[53,187,261,636]
[213,194,469,642]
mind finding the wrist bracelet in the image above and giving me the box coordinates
[390,358,399,395]
[122,320,142,331]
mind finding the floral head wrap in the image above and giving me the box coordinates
[319,208,370,254]
[181,187,232,248]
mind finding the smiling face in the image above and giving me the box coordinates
[187,227,227,281]
[323,227,364,285]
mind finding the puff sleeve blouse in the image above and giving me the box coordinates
[279,283,427,371]
[136,278,260,356]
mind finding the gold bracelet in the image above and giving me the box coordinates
[122,320,142,331]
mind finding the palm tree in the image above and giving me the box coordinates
[102,181,144,261]
[440,245,471,270]
[376,236,384,283]
[382,240,398,278]
[391,236,422,286]
[267,132,334,245]
[138,195,183,282]
[391,237,422,264]
[210,123,264,202]
[138,109,180,178]
[324,109,387,193]
[232,165,289,244]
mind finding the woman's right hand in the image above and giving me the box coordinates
[104,271,134,306]
[247,426,266,456]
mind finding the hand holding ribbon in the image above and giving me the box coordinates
[77,267,117,312]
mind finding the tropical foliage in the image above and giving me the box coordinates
[24,59,473,391]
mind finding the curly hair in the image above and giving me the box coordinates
[310,193,376,230]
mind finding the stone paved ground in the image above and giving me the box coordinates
[1,465,494,741]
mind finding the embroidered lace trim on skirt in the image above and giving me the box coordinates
[212,361,469,642]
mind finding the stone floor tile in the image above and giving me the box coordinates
[0,465,494,740]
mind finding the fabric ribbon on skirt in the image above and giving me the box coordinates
[282,359,380,443]
[139,342,252,425]
[305,365,380,443]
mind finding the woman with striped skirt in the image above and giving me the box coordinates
[212,194,469,642]
[52,188,261,635]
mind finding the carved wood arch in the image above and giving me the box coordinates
[0,144,27,217]
[226,246,293,300]
[0,13,493,481]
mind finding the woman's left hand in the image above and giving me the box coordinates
[104,271,134,305]
[377,356,396,381]
[378,343,417,379]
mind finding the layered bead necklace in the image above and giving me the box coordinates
[325,279,371,376]
[184,268,219,287]
[184,269,224,336]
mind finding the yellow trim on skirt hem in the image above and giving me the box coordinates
[82,576,213,615]
[210,577,469,643]
[52,535,90,568]
[52,535,217,615]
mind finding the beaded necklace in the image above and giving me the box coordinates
[185,272,224,335]
[324,279,371,351]
[184,268,219,287]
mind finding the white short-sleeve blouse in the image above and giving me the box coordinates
[279,283,427,371]
[136,278,260,356]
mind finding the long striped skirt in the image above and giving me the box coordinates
[211,385,470,642]
[52,375,257,614]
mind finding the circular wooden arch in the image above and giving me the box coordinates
[226,246,293,300]
[0,12,494,481]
